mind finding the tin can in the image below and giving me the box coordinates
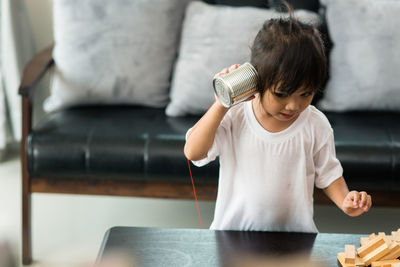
[213,62,259,108]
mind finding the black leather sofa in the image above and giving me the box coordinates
[19,0,400,264]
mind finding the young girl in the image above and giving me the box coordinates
[184,10,372,232]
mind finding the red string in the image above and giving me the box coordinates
[187,159,203,229]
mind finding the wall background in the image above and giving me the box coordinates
[25,0,53,52]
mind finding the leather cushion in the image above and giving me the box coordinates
[28,106,400,190]
[28,106,218,184]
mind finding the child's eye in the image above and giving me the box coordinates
[301,92,314,97]
[274,92,288,98]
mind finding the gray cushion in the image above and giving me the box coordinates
[318,0,400,111]
[166,1,321,117]
[44,0,191,112]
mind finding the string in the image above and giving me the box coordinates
[187,159,203,229]
[185,98,219,230]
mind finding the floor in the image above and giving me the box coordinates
[0,148,399,266]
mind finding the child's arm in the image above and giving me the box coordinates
[184,100,229,161]
[184,65,238,161]
[323,176,372,217]
[185,64,255,161]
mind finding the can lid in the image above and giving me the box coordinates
[213,78,232,108]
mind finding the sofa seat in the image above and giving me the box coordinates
[27,105,219,185]
[327,111,400,192]
[28,106,399,191]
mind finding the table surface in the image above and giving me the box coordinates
[96,226,365,267]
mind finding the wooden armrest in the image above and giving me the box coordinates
[19,44,55,98]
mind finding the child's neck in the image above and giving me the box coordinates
[251,100,300,133]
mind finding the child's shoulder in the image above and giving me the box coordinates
[307,105,333,130]
[225,101,247,118]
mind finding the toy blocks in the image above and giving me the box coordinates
[371,260,400,267]
[338,228,400,267]
[346,245,356,264]
[337,252,365,267]
[391,230,400,242]
[381,242,400,261]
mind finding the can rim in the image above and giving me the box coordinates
[213,77,233,107]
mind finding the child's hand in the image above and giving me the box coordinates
[341,191,372,217]
[213,64,240,80]
[213,64,256,107]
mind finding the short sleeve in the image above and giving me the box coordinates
[185,112,232,167]
[314,132,343,189]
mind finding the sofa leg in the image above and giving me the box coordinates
[21,81,33,264]
[22,178,32,265]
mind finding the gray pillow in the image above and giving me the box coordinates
[44,0,191,112]
[318,0,400,112]
[166,1,321,117]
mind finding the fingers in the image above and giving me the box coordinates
[228,64,240,71]
[213,68,228,79]
[356,191,371,211]
[346,190,359,208]
[213,64,240,79]
[362,192,372,211]
[244,95,256,102]
[342,191,355,209]
[344,191,372,214]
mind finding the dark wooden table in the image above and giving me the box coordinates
[96,226,364,267]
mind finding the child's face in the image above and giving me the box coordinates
[258,86,314,122]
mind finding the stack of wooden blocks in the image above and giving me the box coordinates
[338,229,400,267]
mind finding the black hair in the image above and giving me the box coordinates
[250,1,327,97]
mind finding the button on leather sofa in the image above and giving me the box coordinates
[19,0,400,264]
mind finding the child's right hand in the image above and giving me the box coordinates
[213,64,240,79]
[213,64,255,108]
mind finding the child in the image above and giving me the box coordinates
[184,7,372,232]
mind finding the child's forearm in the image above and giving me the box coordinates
[184,101,229,161]
[322,176,349,209]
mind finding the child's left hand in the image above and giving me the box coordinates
[341,191,372,217]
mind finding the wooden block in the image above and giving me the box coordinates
[377,233,392,244]
[392,230,400,242]
[355,256,367,267]
[338,252,356,267]
[390,232,399,242]
[381,242,400,261]
[357,236,387,258]
[362,242,391,266]
[371,259,400,267]
[346,245,356,264]
[338,252,365,267]
[361,237,370,246]
[393,234,400,242]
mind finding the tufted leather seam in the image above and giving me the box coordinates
[143,133,150,177]
[85,129,95,178]
[385,127,396,181]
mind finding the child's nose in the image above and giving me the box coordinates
[286,99,300,111]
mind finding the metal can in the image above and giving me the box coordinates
[213,62,259,108]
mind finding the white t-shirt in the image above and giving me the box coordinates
[188,101,343,233]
